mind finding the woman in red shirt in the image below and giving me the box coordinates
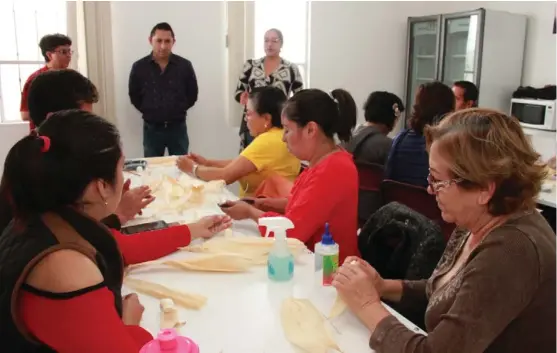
[0,110,230,353]
[221,88,360,263]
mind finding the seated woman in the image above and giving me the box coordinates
[384,81,454,187]
[220,88,360,264]
[0,69,156,234]
[176,86,300,197]
[0,110,230,352]
[333,109,556,353]
[343,91,404,165]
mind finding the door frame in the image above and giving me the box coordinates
[402,15,442,129]
[438,9,486,88]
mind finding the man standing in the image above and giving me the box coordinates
[452,80,479,110]
[129,22,198,157]
[20,34,73,130]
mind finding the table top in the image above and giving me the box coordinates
[123,161,425,353]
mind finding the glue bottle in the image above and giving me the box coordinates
[314,223,339,286]
[259,216,295,282]
[140,328,199,353]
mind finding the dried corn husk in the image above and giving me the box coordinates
[281,298,342,353]
[124,277,206,310]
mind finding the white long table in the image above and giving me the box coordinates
[122,163,425,353]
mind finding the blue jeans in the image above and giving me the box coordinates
[143,120,189,157]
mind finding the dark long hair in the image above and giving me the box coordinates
[409,81,455,134]
[0,110,121,229]
[249,86,287,128]
[282,88,357,143]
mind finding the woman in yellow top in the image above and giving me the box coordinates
[176,86,300,197]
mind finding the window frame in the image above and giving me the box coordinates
[0,1,69,123]
[252,1,311,87]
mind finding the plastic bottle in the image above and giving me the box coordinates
[315,223,339,286]
[140,328,199,353]
[259,216,295,282]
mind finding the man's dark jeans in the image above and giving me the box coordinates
[143,120,189,157]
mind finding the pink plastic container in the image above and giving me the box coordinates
[140,329,200,353]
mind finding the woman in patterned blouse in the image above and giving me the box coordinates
[235,28,304,149]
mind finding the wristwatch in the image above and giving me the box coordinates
[192,163,199,178]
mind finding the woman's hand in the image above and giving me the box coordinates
[219,200,260,221]
[188,153,209,166]
[115,180,155,224]
[122,293,145,326]
[188,215,232,239]
[176,155,195,174]
[333,259,382,314]
[240,91,249,106]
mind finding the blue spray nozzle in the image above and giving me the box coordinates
[321,223,335,245]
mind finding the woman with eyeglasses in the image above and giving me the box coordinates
[234,28,304,150]
[177,86,301,197]
[20,34,74,131]
[333,109,556,353]
[220,88,360,265]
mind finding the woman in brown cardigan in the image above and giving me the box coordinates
[333,108,556,353]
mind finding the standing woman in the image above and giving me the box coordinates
[235,28,304,149]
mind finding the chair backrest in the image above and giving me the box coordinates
[381,179,456,239]
[356,162,384,192]
[355,162,385,228]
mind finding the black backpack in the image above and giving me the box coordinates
[358,202,446,280]
[358,202,447,329]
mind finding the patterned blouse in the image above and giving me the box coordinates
[235,57,304,134]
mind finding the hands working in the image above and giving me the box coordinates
[188,215,232,239]
[176,153,209,174]
[333,257,383,314]
[240,91,249,106]
[122,293,145,326]
[115,179,155,224]
[219,200,262,221]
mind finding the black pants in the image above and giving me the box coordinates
[143,120,189,157]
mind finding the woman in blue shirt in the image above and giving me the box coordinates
[385,82,455,187]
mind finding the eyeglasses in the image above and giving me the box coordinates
[54,49,74,56]
[264,39,280,44]
[427,173,463,193]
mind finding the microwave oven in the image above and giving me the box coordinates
[510,98,556,131]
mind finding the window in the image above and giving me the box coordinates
[254,1,310,86]
[0,1,67,122]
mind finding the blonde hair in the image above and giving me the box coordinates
[424,108,547,216]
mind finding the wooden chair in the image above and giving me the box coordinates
[355,161,385,228]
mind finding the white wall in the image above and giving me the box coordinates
[309,1,555,156]
[110,1,239,160]
[0,123,29,171]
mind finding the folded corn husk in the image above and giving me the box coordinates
[124,277,207,310]
[281,298,342,353]
[182,234,307,264]
[163,253,254,273]
[329,295,347,319]
[160,298,185,330]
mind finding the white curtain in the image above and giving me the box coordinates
[66,1,116,124]
[225,1,254,128]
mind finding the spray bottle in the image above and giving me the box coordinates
[140,328,199,353]
[314,223,339,286]
[259,216,295,282]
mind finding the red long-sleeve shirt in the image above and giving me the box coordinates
[17,224,192,352]
[259,150,360,264]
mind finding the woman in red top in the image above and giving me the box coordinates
[0,110,230,353]
[221,88,360,263]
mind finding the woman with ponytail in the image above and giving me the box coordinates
[0,110,230,352]
[220,88,360,263]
